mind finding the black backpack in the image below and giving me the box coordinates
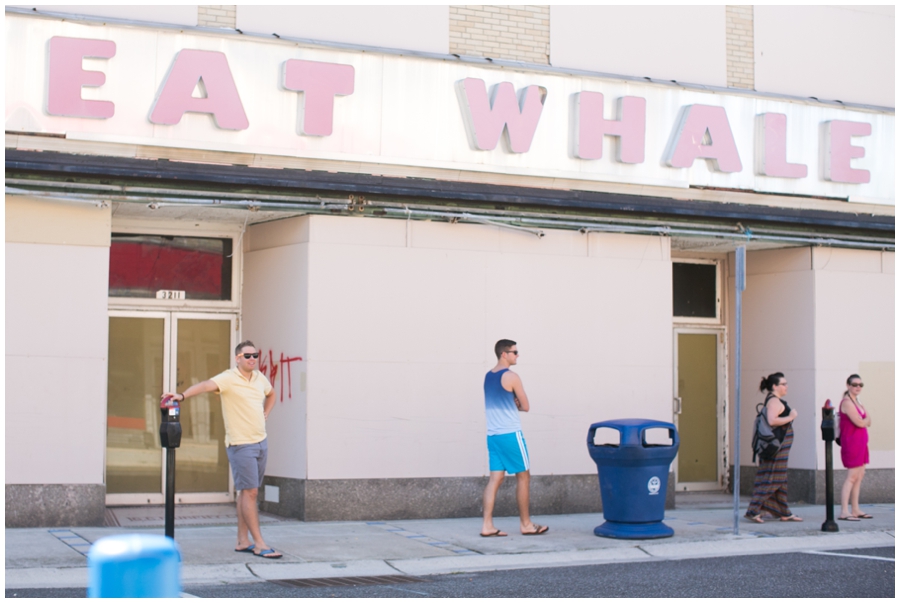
[752,401,783,462]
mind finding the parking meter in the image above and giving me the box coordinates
[159,395,182,449]
[821,399,838,532]
[160,395,182,539]
[821,399,835,442]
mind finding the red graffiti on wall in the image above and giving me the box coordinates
[258,350,303,402]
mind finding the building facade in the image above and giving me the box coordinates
[5,5,894,527]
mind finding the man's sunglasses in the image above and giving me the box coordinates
[240,353,260,359]
[506,350,519,355]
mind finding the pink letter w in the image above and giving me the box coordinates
[458,78,546,153]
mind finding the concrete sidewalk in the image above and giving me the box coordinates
[5,498,894,590]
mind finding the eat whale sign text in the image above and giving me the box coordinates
[47,36,872,184]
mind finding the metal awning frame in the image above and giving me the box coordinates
[6,182,894,252]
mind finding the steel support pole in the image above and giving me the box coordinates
[733,246,746,535]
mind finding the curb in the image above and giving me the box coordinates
[5,530,893,589]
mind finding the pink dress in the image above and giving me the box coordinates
[839,398,869,468]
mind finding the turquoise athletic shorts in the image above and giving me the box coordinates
[487,431,530,474]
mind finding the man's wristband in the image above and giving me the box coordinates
[176,393,184,402]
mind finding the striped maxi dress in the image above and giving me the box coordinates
[746,424,794,518]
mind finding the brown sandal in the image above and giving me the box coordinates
[522,524,549,535]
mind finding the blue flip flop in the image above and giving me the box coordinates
[234,544,256,553]
[253,548,283,559]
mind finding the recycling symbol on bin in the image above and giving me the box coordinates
[647,476,661,495]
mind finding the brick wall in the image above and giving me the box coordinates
[450,5,549,65]
[198,5,236,29]
[726,5,754,89]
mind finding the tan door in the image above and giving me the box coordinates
[674,331,721,490]
[106,312,234,505]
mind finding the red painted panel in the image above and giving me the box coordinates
[107,416,147,430]
[109,241,223,298]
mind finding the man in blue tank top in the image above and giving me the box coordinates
[480,339,549,537]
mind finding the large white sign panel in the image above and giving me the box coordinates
[5,14,894,205]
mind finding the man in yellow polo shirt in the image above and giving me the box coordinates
[163,340,280,559]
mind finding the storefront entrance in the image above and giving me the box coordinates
[106,312,235,505]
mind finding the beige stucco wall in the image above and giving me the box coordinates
[292,215,672,481]
[813,247,894,469]
[243,216,310,481]
[5,196,111,484]
[9,5,199,26]
[550,6,727,87]
[755,5,894,107]
[235,5,450,54]
[735,247,816,469]
[731,246,894,471]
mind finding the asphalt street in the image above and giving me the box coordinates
[6,546,893,598]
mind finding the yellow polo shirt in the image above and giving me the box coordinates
[210,368,273,447]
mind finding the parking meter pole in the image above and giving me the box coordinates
[159,395,182,541]
[165,448,176,539]
[821,399,839,533]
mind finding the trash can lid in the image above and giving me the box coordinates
[588,418,679,449]
[588,418,676,429]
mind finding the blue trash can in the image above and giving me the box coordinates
[87,534,181,598]
[587,418,679,539]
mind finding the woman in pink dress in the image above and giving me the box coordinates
[838,374,872,521]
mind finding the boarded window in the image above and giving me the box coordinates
[673,263,716,318]
[109,234,233,300]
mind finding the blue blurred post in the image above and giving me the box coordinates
[88,534,181,598]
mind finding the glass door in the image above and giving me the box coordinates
[106,313,168,504]
[106,311,235,505]
[171,314,232,499]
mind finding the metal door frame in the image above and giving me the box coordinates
[105,310,237,506]
[673,326,727,492]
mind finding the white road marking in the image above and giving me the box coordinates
[386,585,431,596]
[802,550,894,562]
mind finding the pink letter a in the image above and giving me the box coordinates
[667,105,742,172]
[458,78,546,153]
[150,50,249,130]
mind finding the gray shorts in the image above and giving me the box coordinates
[225,438,267,491]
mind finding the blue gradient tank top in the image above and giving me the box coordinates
[484,369,521,435]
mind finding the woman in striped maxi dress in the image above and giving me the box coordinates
[745,372,803,523]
